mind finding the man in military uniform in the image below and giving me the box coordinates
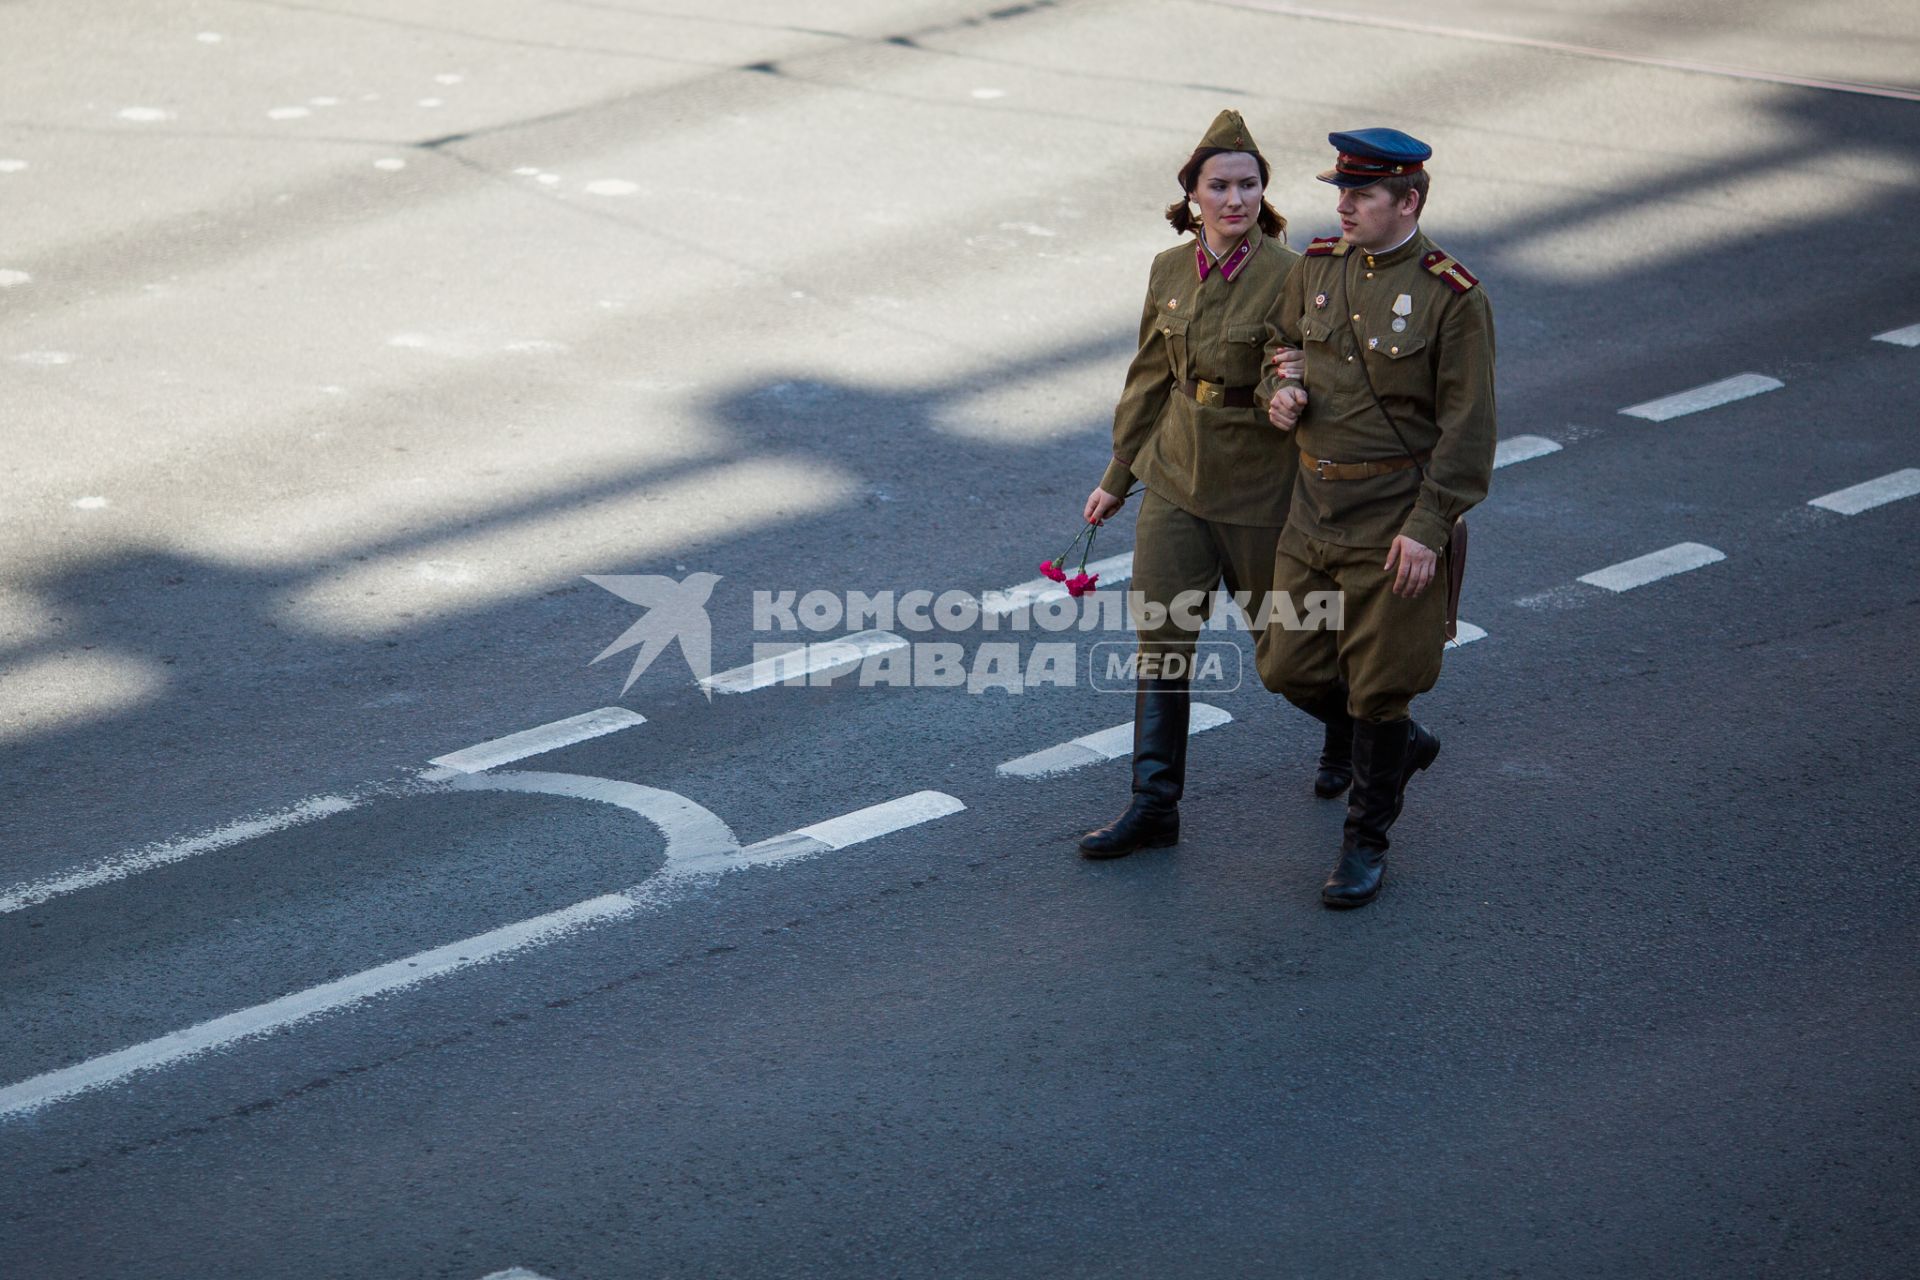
[1258,128,1497,907]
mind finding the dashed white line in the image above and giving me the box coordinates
[1808,468,1920,515]
[0,794,361,915]
[0,780,958,1118]
[1871,322,1920,348]
[429,707,647,774]
[700,629,907,693]
[1577,542,1725,592]
[481,1271,558,1280]
[997,704,1232,778]
[1619,373,1782,422]
[981,552,1135,617]
[1450,621,1488,645]
[1493,435,1561,468]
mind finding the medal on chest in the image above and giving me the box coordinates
[1391,293,1412,333]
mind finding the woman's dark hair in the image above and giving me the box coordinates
[1165,146,1287,239]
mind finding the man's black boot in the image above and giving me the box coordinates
[1079,676,1190,859]
[1307,686,1355,799]
[1320,717,1437,908]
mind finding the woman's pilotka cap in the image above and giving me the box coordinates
[1193,109,1262,158]
[1317,127,1433,188]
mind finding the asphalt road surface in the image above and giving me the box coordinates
[4,1,1917,1276]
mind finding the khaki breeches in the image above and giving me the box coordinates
[1264,523,1447,722]
[1130,490,1287,691]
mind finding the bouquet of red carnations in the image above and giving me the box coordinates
[1038,520,1106,598]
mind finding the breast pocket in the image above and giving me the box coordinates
[1364,334,1429,397]
[1219,323,1265,385]
[1299,315,1344,389]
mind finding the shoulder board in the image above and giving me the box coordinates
[1305,235,1347,258]
[1422,249,1479,294]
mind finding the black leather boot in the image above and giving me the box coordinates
[1309,685,1355,799]
[1079,676,1190,859]
[1320,717,1439,908]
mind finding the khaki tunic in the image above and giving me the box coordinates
[1256,229,1497,722]
[1101,227,1302,527]
[1258,229,1497,551]
[1098,228,1301,683]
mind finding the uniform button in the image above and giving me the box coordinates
[1390,346,1399,354]
[1346,355,1355,362]
[1365,271,1375,279]
[1351,313,1361,321]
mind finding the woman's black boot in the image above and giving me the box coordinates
[1079,676,1191,858]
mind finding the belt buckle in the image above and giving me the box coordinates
[1194,379,1224,408]
[1314,458,1335,479]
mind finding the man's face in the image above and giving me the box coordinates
[1336,181,1417,251]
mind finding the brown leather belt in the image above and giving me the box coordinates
[1177,378,1258,409]
[1301,448,1431,481]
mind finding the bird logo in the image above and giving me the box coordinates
[585,572,722,696]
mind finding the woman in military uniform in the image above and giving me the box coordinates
[1077,110,1331,860]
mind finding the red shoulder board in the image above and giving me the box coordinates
[1305,235,1345,258]
[1423,249,1479,294]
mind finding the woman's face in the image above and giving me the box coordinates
[1192,151,1263,243]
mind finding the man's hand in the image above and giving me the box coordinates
[1083,486,1125,525]
[1383,536,1438,598]
[1268,386,1308,431]
[1270,347,1305,382]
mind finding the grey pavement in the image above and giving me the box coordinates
[2,1,1917,1276]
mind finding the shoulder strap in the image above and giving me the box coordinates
[1337,254,1427,482]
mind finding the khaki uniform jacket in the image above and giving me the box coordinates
[1101,227,1303,528]
[1258,229,1497,551]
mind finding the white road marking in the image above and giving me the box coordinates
[997,704,1232,778]
[1808,468,1920,515]
[196,32,225,44]
[16,350,74,365]
[1493,435,1561,468]
[429,708,647,774]
[0,892,640,1119]
[0,269,31,288]
[374,158,406,171]
[418,97,445,108]
[1619,373,1782,422]
[981,552,1135,617]
[0,795,360,915]
[0,160,27,173]
[267,107,311,120]
[1871,323,1920,348]
[481,1271,556,1280]
[117,107,173,123]
[700,629,908,694]
[0,780,966,1118]
[1577,542,1725,592]
[583,179,638,196]
[72,496,109,509]
[1450,621,1488,645]
[972,88,1007,99]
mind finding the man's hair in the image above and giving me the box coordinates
[1378,170,1430,217]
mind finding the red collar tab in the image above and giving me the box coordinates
[1195,237,1254,282]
